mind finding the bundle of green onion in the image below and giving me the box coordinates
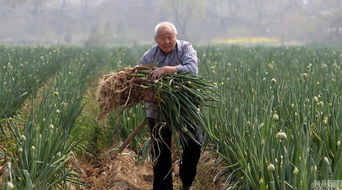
[97,66,218,140]
[152,72,218,142]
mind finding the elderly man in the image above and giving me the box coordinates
[139,22,202,190]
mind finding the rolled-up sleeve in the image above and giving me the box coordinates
[176,44,198,75]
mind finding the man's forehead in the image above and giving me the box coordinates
[157,26,175,35]
[157,32,175,37]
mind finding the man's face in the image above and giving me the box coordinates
[155,26,177,53]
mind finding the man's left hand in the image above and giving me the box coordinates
[143,88,154,102]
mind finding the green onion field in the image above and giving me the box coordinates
[0,44,341,189]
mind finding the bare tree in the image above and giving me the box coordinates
[246,0,273,21]
[61,0,67,9]
[162,0,205,39]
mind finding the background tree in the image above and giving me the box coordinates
[161,0,206,40]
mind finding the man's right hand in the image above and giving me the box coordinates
[143,88,154,102]
[150,67,166,79]
[149,66,177,79]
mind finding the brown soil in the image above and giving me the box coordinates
[0,141,6,186]
[75,149,153,190]
[74,149,226,190]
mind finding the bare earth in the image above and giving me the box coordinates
[76,149,154,190]
[75,149,225,190]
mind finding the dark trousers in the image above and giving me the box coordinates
[148,118,203,190]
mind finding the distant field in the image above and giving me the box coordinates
[1,45,341,189]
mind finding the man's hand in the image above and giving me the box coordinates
[150,67,166,79]
[143,88,154,102]
[149,66,177,79]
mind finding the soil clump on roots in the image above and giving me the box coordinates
[96,66,153,120]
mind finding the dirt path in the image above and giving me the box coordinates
[75,149,225,190]
[75,149,153,190]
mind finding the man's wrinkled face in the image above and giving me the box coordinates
[155,26,177,53]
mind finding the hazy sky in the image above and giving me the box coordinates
[1,0,340,45]
[69,0,103,6]
[45,0,104,7]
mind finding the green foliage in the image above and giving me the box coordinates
[152,72,218,144]
[0,46,66,119]
[1,46,104,189]
[200,45,342,189]
[1,44,341,190]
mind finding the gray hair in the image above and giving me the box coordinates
[154,22,178,37]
